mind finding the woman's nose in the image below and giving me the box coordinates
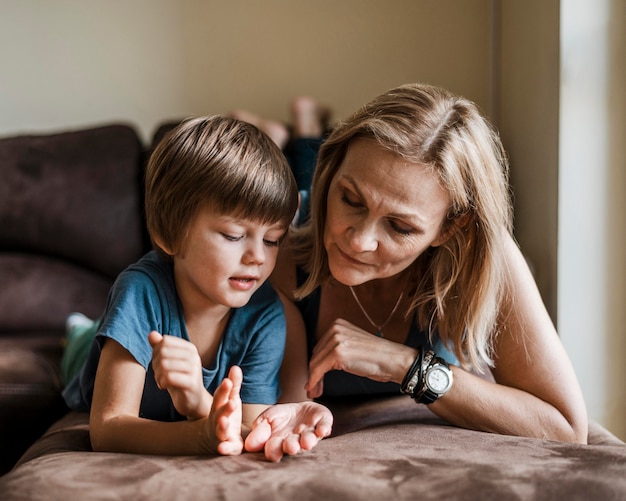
[347,220,379,252]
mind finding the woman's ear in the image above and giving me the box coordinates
[431,213,471,247]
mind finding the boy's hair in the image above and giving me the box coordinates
[293,83,513,371]
[145,115,298,257]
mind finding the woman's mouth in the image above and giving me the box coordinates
[336,245,369,267]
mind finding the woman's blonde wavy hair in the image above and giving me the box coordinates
[292,83,513,370]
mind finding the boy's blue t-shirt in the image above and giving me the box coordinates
[62,251,286,421]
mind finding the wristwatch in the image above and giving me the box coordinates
[415,357,453,404]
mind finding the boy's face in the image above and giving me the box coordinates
[170,205,287,311]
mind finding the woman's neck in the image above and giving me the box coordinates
[350,271,410,300]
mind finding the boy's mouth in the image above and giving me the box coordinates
[229,276,259,290]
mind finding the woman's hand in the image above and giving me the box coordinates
[244,402,333,462]
[148,331,212,419]
[306,318,416,398]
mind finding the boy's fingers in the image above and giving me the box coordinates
[244,419,272,452]
[213,377,234,409]
[282,434,302,455]
[314,412,334,438]
[299,430,321,450]
[148,330,163,348]
[264,436,286,463]
[228,366,243,398]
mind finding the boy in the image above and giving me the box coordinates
[62,116,332,460]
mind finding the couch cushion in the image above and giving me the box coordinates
[0,254,112,332]
[0,124,146,277]
[3,401,625,500]
[0,335,64,411]
[0,334,68,476]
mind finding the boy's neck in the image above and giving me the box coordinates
[184,307,232,368]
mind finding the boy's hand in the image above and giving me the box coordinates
[148,331,211,419]
[244,402,333,462]
[203,365,244,455]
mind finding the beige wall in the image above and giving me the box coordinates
[605,0,626,442]
[498,0,560,320]
[0,0,494,142]
[179,0,493,127]
[498,0,626,440]
[0,1,190,143]
[0,0,623,439]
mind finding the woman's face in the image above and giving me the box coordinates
[324,139,452,286]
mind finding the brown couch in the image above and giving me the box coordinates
[1,123,625,499]
[0,123,153,474]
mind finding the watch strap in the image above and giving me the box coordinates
[413,356,451,405]
[401,347,424,395]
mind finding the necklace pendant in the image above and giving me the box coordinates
[349,284,404,341]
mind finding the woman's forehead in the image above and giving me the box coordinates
[336,139,451,217]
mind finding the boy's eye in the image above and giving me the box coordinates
[222,233,281,246]
[263,230,286,248]
[221,233,242,242]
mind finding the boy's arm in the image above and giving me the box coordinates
[276,290,310,403]
[241,403,270,438]
[270,243,310,403]
[89,338,243,456]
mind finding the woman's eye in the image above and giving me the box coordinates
[389,220,414,236]
[263,239,280,247]
[341,192,362,208]
[221,233,243,242]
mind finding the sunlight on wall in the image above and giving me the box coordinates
[559,0,625,439]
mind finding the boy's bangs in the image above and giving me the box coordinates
[218,166,297,226]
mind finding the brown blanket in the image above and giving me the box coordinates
[1,396,625,500]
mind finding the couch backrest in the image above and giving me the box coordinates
[0,124,147,332]
[0,124,146,277]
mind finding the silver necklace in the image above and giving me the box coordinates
[349,285,404,338]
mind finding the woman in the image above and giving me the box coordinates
[269,83,588,444]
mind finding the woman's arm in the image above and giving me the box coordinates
[303,236,588,443]
[430,235,588,443]
[89,338,243,455]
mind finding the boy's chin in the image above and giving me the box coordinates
[227,291,257,309]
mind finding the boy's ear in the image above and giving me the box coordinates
[431,213,472,247]
[152,234,175,256]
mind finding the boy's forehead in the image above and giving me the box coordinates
[196,195,294,227]
[204,208,287,229]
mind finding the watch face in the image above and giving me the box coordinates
[426,366,451,393]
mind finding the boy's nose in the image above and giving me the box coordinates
[243,240,266,265]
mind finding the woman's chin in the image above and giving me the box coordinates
[328,261,368,287]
